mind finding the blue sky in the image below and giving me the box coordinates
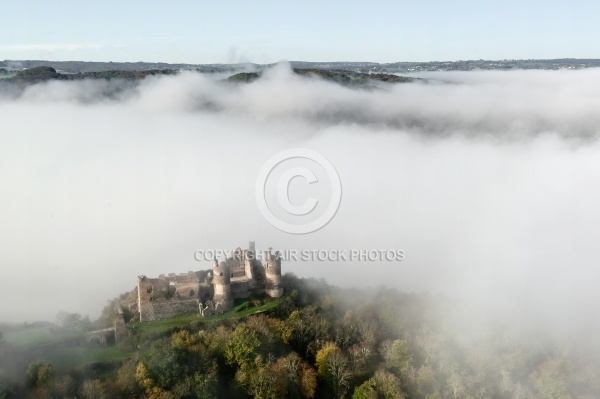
[0,0,598,63]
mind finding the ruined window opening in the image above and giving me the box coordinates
[147,286,153,294]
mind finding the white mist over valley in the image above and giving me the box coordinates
[1,65,600,345]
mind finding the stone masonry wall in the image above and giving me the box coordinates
[146,299,199,321]
[134,243,282,322]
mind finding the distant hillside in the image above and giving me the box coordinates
[5,58,600,75]
[225,72,260,83]
[2,60,248,73]
[8,66,176,85]
[5,65,416,90]
[293,68,415,84]
[9,66,59,83]
[225,68,417,87]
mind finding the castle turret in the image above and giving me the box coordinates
[212,259,234,309]
[264,249,283,298]
[244,241,256,279]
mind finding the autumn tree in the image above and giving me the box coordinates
[275,352,317,399]
[380,339,414,376]
[49,374,76,398]
[79,380,107,399]
[352,370,405,399]
[316,342,351,398]
[116,358,143,397]
[225,324,261,371]
[26,361,53,389]
[235,357,287,399]
[137,340,189,391]
[286,309,331,355]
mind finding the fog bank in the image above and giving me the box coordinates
[1,66,599,343]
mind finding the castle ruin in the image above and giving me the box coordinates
[131,242,283,322]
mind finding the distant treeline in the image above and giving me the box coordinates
[6,66,176,85]
[4,58,600,74]
[226,68,417,87]
[3,65,418,90]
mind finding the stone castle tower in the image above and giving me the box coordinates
[212,259,234,309]
[264,249,283,298]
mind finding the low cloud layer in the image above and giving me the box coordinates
[1,66,599,346]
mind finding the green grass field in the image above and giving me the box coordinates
[14,295,287,371]
[129,295,287,334]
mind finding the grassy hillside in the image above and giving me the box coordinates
[129,294,287,335]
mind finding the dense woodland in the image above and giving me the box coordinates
[1,274,600,398]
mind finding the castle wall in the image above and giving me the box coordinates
[137,272,204,322]
[134,243,283,322]
[226,254,246,278]
[230,277,255,299]
[198,282,213,303]
[146,299,199,320]
[114,313,127,343]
